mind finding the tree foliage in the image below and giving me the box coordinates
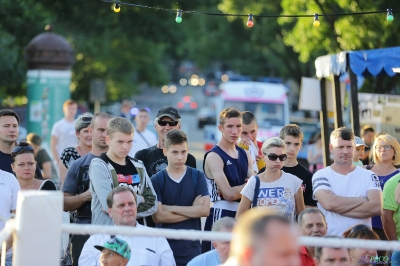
[1,0,399,102]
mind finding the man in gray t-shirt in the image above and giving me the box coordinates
[61,112,112,266]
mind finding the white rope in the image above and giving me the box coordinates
[0,220,15,244]
[61,224,232,242]
[4,221,400,251]
[61,223,400,251]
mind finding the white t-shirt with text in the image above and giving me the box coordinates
[51,118,77,157]
[0,170,21,255]
[241,172,302,221]
[312,166,381,236]
[129,129,158,158]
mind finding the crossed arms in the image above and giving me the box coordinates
[314,189,382,219]
[152,195,210,224]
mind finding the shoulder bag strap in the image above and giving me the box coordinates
[252,176,260,208]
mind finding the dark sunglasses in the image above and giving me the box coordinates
[12,145,34,154]
[349,224,370,235]
[81,116,92,123]
[157,120,178,127]
[264,153,287,162]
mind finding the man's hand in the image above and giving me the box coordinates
[80,190,92,202]
[192,195,206,206]
[238,137,251,150]
[255,154,262,162]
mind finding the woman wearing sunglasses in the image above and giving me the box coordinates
[11,142,56,191]
[366,134,400,241]
[236,137,305,219]
[343,224,380,266]
[59,113,93,186]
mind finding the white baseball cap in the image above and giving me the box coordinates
[355,136,368,147]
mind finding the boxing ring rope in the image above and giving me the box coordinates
[62,223,400,250]
[1,191,400,266]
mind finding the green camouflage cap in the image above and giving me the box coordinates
[94,237,131,261]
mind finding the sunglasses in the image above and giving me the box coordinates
[349,224,370,235]
[264,153,287,161]
[81,116,92,123]
[12,145,34,154]
[157,120,178,127]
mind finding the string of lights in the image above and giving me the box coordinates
[104,0,398,27]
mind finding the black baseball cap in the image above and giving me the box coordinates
[156,106,181,120]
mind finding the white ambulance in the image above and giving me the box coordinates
[204,81,289,151]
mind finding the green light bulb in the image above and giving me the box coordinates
[387,14,394,22]
[176,16,182,23]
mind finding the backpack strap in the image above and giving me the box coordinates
[252,176,260,208]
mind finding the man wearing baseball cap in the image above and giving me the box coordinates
[95,237,131,266]
[353,136,368,167]
[135,106,197,177]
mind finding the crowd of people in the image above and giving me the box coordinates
[1,99,400,266]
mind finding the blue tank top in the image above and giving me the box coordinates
[372,169,400,229]
[204,145,248,202]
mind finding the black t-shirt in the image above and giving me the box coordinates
[100,153,139,185]
[135,145,197,176]
[282,164,317,207]
[40,180,57,191]
[36,149,51,169]
[362,146,372,165]
[0,150,43,179]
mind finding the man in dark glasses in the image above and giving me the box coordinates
[312,127,382,236]
[0,109,43,179]
[202,108,253,253]
[135,106,197,178]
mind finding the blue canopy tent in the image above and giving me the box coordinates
[314,46,400,166]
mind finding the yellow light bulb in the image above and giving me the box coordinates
[313,20,320,27]
[113,4,120,12]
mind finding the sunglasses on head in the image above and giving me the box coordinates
[157,120,178,127]
[349,224,370,235]
[12,145,34,154]
[264,153,287,161]
[81,116,92,123]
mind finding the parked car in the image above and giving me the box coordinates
[197,108,216,129]
[176,96,198,112]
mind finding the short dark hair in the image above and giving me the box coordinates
[106,186,137,208]
[297,208,326,226]
[91,112,113,129]
[314,236,349,261]
[26,133,42,146]
[361,125,375,136]
[164,129,188,150]
[0,109,20,124]
[242,111,257,125]
[138,108,149,114]
[279,124,304,142]
[219,108,242,125]
[330,127,354,143]
[11,141,35,163]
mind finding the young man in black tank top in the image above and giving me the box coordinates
[202,108,253,253]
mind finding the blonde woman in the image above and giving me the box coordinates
[367,134,400,240]
[236,137,305,220]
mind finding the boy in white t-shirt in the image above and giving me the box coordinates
[0,169,20,265]
[312,127,381,236]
